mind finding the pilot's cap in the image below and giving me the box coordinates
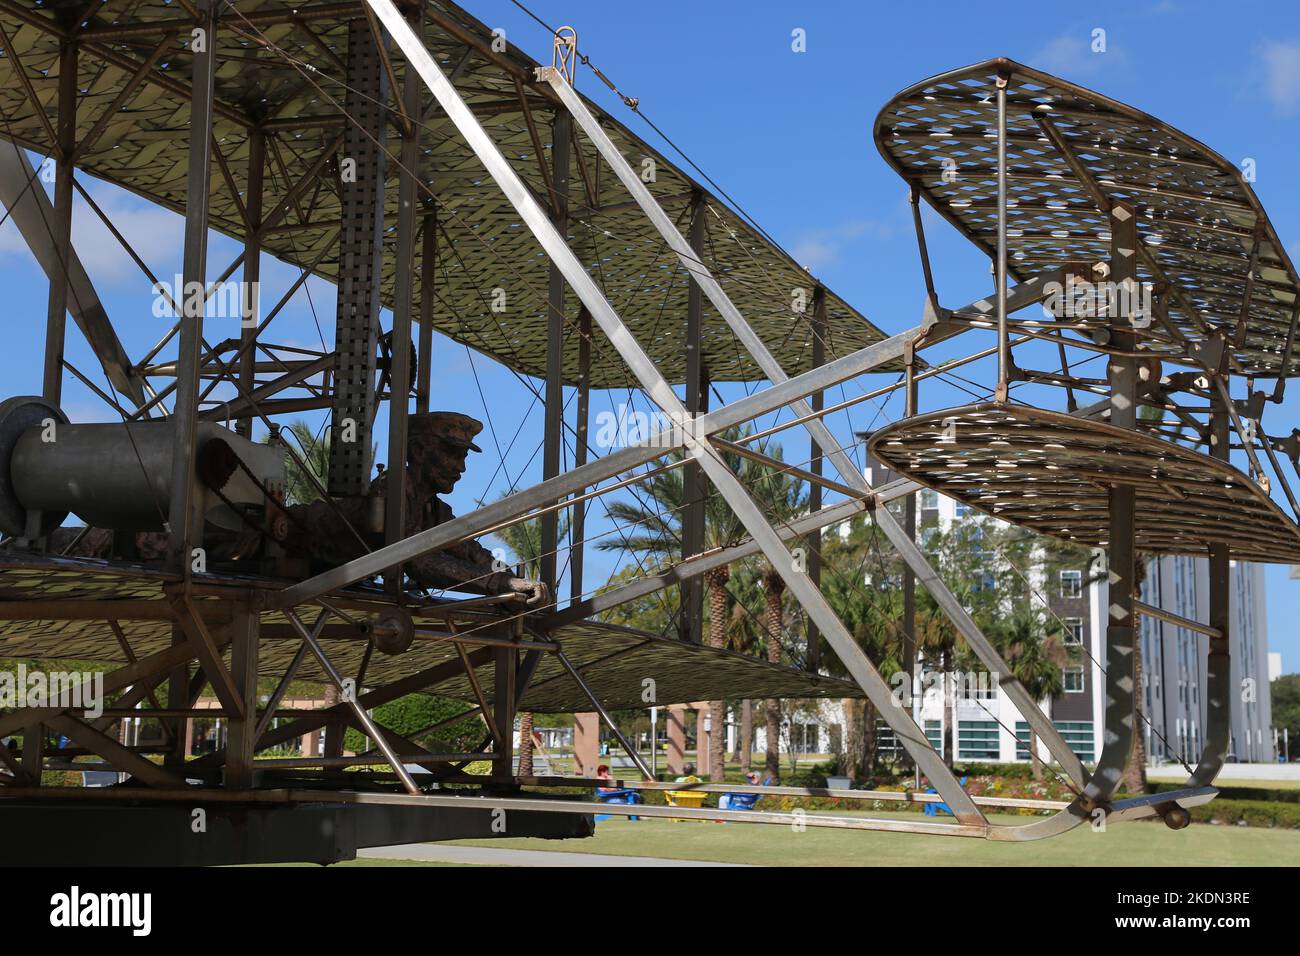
[408,411,483,453]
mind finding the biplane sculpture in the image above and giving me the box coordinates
[0,0,1291,863]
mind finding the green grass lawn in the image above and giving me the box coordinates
[424,810,1300,866]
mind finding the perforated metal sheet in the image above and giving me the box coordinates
[0,552,861,711]
[0,1,893,389]
[876,58,1300,377]
[869,402,1300,563]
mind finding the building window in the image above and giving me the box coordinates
[1059,570,1082,599]
[1063,617,1084,645]
[1063,667,1085,693]
[925,719,943,757]
[1016,720,1094,762]
[920,489,938,509]
[954,501,971,518]
[957,720,1000,760]
[789,723,820,753]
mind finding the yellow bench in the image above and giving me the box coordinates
[665,777,708,821]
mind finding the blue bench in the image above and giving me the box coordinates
[718,791,763,811]
[595,788,643,821]
[923,776,969,816]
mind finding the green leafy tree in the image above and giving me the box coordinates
[490,502,568,776]
[1273,674,1300,759]
[988,608,1078,779]
[596,426,804,781]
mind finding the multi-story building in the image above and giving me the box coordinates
[905,488,1274,767]
[785,463,1276,770]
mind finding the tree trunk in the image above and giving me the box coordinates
[1123,559,1149,794]
[705,567,730,783]
[942,652,955,769]
[765,698,781,782]
[1029,728,1042,781]
[518,711,534,776]
[739,700,753,774]
[863,699,879,775]
[1123,637,1149,793]
[842,698,866,780]
[762,568,785,783]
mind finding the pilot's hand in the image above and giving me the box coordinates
[490,573,550,608]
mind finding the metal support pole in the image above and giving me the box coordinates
[225,602,260,788]
[285,609,420,795]
[555,650,653,779]
[492,645,517,772]
[805,288,825,672]
[329,18,389,498]
[167,0,217,571]
[680,193,708,643]
[163,626,190,772]
[994,73,1010,401]
[22,722,45,787]
[42,37,77,406]
[901,349,918,701]
[540,110,571,597]
[570,306,592,604]
[416,204,436,413]
[237,129,264,438]
[384,6,422,582]
[1192,388,1233,786]
[1083,200,1139,806]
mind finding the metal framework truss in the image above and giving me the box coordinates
[0,6,1285,858]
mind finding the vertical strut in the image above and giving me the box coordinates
[225,602,260,788]
[994,72,1010,400]
[167,0,217,571]
[416,203,436,414]
[540,110,571,597]
[805,287,825,672]
[329,18,389,498]
[680,192,708,644]
[1193,388,1233,786]
[384,5,423,582]
[237,129,264,439]
[571,306,592,604]
[42,36,76,406]
[1083,200,1139,806]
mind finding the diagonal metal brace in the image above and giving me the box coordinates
[541,65,1086,789]
[366,0,984,823]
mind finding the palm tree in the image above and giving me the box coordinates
[819,517,908,779]
[597,426,804,782]
[761,565,785,781]
[749,454,807,785]
[1124,556,1152,794]
[725,565,764,771]
[262,419,329,505]
[491,501,567,777]
[989,607,1077,780]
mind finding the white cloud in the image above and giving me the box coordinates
[790,219,892,270]
[1031,30,1121,78]
[1260,40,1300,114]
[70,187,185,287]
[0,181,185,293]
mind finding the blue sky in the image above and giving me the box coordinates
[2,1,1299,668]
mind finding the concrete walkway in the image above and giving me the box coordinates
[358,843,751,867]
